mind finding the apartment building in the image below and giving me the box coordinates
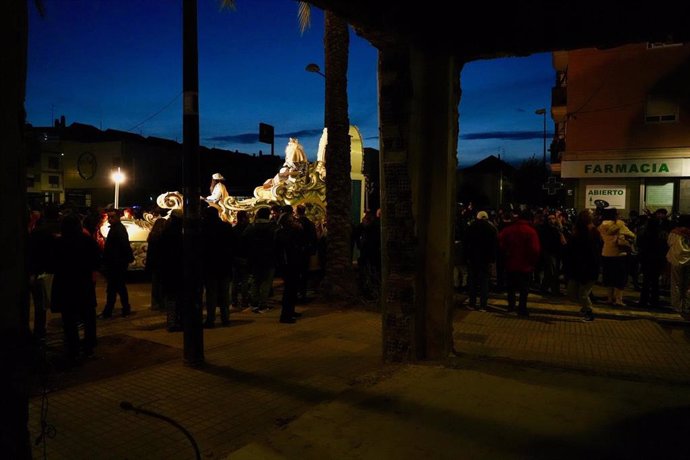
[551,42,690,215]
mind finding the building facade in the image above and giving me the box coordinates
[25,119,282,210]
[552,42,690,215]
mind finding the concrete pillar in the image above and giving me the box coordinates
[378,45,460,361]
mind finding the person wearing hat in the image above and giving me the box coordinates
[204,173,229,204]
[463,210,498,311]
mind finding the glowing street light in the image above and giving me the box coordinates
[111,167,125,209]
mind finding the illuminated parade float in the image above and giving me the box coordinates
[101,127,366,270]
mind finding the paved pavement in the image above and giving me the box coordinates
[28,276,690,459]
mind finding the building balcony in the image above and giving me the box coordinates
[551,86,566,107]
[551,87,567,122]
[552,51,568,72]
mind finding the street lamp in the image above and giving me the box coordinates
[111,167,125,209]
[535,108,547,178]
[305,63,325,78]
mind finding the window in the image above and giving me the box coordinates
[47,156,60,170]
[645,182,674,211]
[647,41,683,50]
[48,175,60,188]
[645,95,678,123]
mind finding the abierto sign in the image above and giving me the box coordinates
[585,185,626,209]
[562,158,686,178]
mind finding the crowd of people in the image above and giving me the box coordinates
[26,172,330,364]
[455,203,690,321]
[37,173,690,362]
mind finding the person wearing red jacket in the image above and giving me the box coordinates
[499,209,541,316]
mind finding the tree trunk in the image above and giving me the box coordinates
[1,0,33,457]
[321,11,356,301]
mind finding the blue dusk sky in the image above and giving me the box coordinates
[26,0,553,167]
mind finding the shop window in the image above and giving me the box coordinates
[645,95,678,123]
[645,182,674,212]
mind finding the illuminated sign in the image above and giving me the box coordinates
[561,158,687,178]
[585,185,626,209]
[584,163,669,174]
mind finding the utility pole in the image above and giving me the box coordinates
[182,0,204,366]
[535,108,547,182]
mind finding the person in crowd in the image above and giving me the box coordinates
[453,204,471,292]
[564,210,602,322]
[314,216,328,288]
[353,209,382,298]
[499,208,541,317]
[230,210,251,311]
[294,204,318,302]
[28,205,41,233]
[655,208,672,241]
[626,210,643,290]
[159,209,184,331]
[531,208,546,289]
[244,207,278,313]
[203,173,229,205]
[50,213,101,362]
[666,214,690,318]
[463,210,498,311]
[598,207,635,307]
[276,206,303,323]
[145,208,168,311]
[267,204,284,297]
[494,207,514,292]
[636,212,668,308]
[82,205,103,242]
[270,204,282,223]
[27,204,61,341]
[201,206,234,327]
[100,209,134,318]
[537,211,566,296]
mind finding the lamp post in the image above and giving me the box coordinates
[305,62,325,78]
[111,167,125,209]
[535,108,547,179]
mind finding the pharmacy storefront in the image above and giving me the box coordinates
[561,158,690,215]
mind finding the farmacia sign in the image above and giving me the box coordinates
[561,158,684,178]
[584,162,669,174]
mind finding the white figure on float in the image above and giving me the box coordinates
[284,137,307,169]
[316,128,327,178]
[256,138,308,196]
[204,172,229,204]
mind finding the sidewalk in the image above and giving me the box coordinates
[29,278,690,459]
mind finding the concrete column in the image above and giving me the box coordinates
[378,45,460,361]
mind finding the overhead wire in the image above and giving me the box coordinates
[126,92,182,133]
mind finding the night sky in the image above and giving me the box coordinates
[26,0,552,166]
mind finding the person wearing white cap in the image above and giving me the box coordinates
[204,173,229,204]
[464,210,498,311]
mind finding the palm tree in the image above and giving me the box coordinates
[298,3,356,301]
[223,2,356,302]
